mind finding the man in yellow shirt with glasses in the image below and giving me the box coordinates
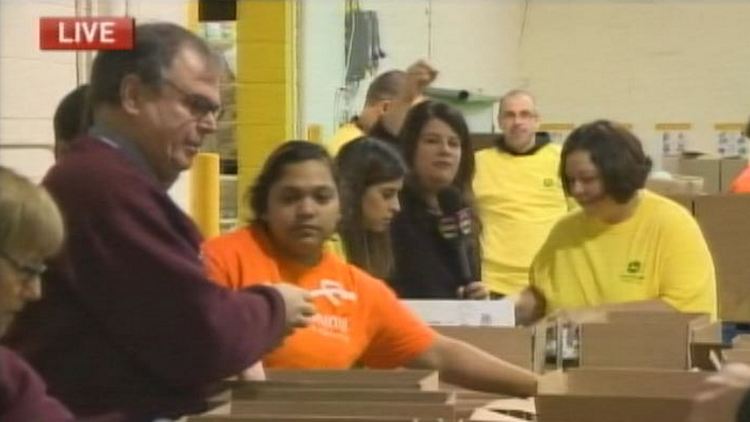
[473,90,569,297]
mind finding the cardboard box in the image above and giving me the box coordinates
[646,175,704,195]
[535,368,709,422]
[665,193,698,213]
[264,369,439,390]
[579,312,708,370]
[721,157,748,192]
[433,326,533,370]
[693,194,750,322]
[187,417,429,422]
[533,301,712,371]
[403,299,515,327]
[733,334,750,349]
[224,400,455,420]
[474,398,536,421]
[662,155,747,193]
[649,194,750,322]
[663,155,720,193]
[226,386,454,404]
[431,326,534,420]
[690,321,727,370]
[192,370,453,422]
[470,408,533,422]
[723,348,750,365]
[578,319,692,370]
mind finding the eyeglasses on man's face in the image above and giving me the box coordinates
[161,78,224,121]
[500,110,537,121]
[0,249,46,284]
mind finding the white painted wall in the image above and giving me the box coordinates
[297,0,346,141]
[6,0,750,183]
[0,0,190,207]
[429,0,522,104]
[299,0,523,142]
[300,0,750,168]
[518,0,750,168]
[0,0,77,182]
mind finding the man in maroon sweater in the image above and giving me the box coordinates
[5,23,314,421]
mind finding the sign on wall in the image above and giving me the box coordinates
[656,123,692,156]
[714,123,748,158]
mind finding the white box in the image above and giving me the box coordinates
[402,299,515,327]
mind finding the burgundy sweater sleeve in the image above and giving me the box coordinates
[0,347,73,422]
[44,151,286,389]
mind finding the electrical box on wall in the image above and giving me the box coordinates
[199,0,236,21]
[345,10,384,82]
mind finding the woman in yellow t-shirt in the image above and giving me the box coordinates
[203,140,536,397]
[517,120,717,324]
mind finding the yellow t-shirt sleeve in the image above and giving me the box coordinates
[326,123,365,156]
[657,212,718,318]
[527,224,558,308]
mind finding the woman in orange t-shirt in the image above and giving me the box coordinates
[202,140,537,397]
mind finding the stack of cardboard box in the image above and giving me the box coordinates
[656,193,750,322]
[186,369,455,421]
[467,301,720,421]
[182,299,739,421]
[692,194,750,322]
[662,154,747,194]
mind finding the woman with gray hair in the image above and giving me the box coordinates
[0,166,71,421]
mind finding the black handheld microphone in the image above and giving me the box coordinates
[437,187,474,286]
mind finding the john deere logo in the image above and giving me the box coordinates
[621,260,645,283]
[543,178,554,187]
[626,261,641,274]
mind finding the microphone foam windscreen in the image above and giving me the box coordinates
[437,186,464,215]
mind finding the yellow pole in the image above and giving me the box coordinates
[189,152,221,239]
[307,124,323,143]
[236,0,297,221]
[186,0,199,31]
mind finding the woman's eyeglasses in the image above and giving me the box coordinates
[0,249,46,283]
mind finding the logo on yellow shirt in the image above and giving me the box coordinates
[620,260,644,283]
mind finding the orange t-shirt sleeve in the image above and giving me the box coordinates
[202,242,233,288]
[731,167,750,193]
[202,230,251,290]
[358,275,437,368]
